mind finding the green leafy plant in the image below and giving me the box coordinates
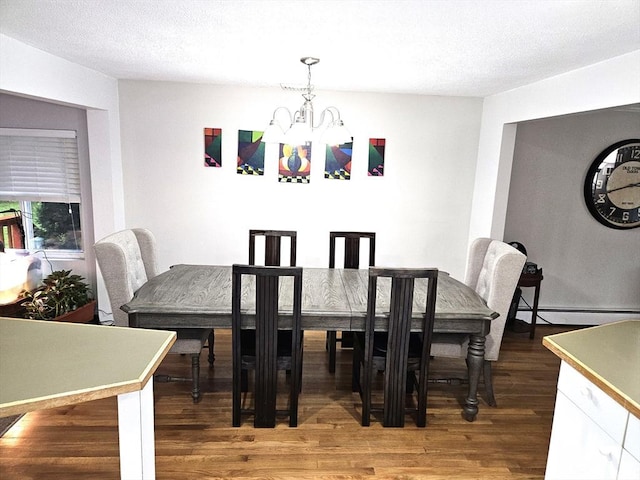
[21,270,92,320]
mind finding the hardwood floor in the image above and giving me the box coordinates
[0,324,577,479]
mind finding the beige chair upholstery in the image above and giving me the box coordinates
[94,228,213,402]
[430,238,526,406]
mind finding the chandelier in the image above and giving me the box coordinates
[262,57,351,146]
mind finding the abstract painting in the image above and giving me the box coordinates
[368,138,385,176]
[325,139,353,180]
[278,142,312,184]
[204,128,222,167]
[237,129,265,175]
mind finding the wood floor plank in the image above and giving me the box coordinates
[0,325,576,479]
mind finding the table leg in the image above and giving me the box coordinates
[463,334,485,422]
[117,378,156,479]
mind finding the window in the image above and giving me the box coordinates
[0,128,83,253]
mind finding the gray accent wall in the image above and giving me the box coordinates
[0,93,96,287]
[504,108,640,321]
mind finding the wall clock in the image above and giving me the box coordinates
[583,139,640,229]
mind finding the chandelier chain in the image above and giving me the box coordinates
[303,61,315,101]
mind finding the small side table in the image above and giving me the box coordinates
[517,269,543,339]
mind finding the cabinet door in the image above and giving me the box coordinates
[624,413,640,463]
[557,362,627,443]
[620,414,640,480]
[618,449,640,480]
[545,391,622,480]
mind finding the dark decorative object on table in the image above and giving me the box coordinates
[20,270,95,322]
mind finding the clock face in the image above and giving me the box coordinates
[584,139,640,229]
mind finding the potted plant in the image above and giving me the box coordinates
[21,269,95,323]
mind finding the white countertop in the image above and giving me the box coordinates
[543,319,640,418]
[0,317,175,417]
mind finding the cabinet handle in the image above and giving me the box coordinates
[580,386,598,406]
[597,446,614,461]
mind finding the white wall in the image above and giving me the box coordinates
[0,34,123,319]
[3,33,638,326]
[118,81,483,275]
[0,35,124,238]
[470,50,640,242]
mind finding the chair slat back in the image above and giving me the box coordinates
[365,267,438,426]
[249,230,297,266]
[366,267,438,361]
[231,264,303,427]
[329,231,376,269]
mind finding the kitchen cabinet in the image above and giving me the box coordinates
[543,320,640,480]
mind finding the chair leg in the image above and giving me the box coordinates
[232,352,241,427]
[416,369,429,427]
[207,331,215,366]
[352,345,361,392]
[483,360,497,407]
[191,353,201,403]
[406,371,416,394]
[241,369,249,392]
[327,331,337,373]
[290,360,300,427]
[299,336,304,394]
[361,357,371,427]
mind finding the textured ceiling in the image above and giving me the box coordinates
[1,0,639,97]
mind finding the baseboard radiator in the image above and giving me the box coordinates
[516,308,640,326]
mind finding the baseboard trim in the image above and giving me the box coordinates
[516,309,640,326]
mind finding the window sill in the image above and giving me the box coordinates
[7,248,85,261]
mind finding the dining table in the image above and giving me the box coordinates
[122,264,498,421]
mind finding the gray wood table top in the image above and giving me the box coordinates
[123,265,497,334]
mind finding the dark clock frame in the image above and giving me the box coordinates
[583,138,640,230]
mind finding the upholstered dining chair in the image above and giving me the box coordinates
[248,229,297,267]
[327,231,376,373]
[429,238,526,406]
[232,264,304,427]
[94,228,214,402]
[352,267,438,427]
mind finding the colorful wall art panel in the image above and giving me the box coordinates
[325,140,353,180]
[368,138,385,176]
[204,128,222,167]
[278,142,312,184]
[237,129,265,175]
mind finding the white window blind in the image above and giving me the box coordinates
[0,128,80,203]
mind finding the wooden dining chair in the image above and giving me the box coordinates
[327,231,376,373]
[245,229,299,420]
[249,229,297,266]
[232,264,303,427]
[352,267,438,427]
